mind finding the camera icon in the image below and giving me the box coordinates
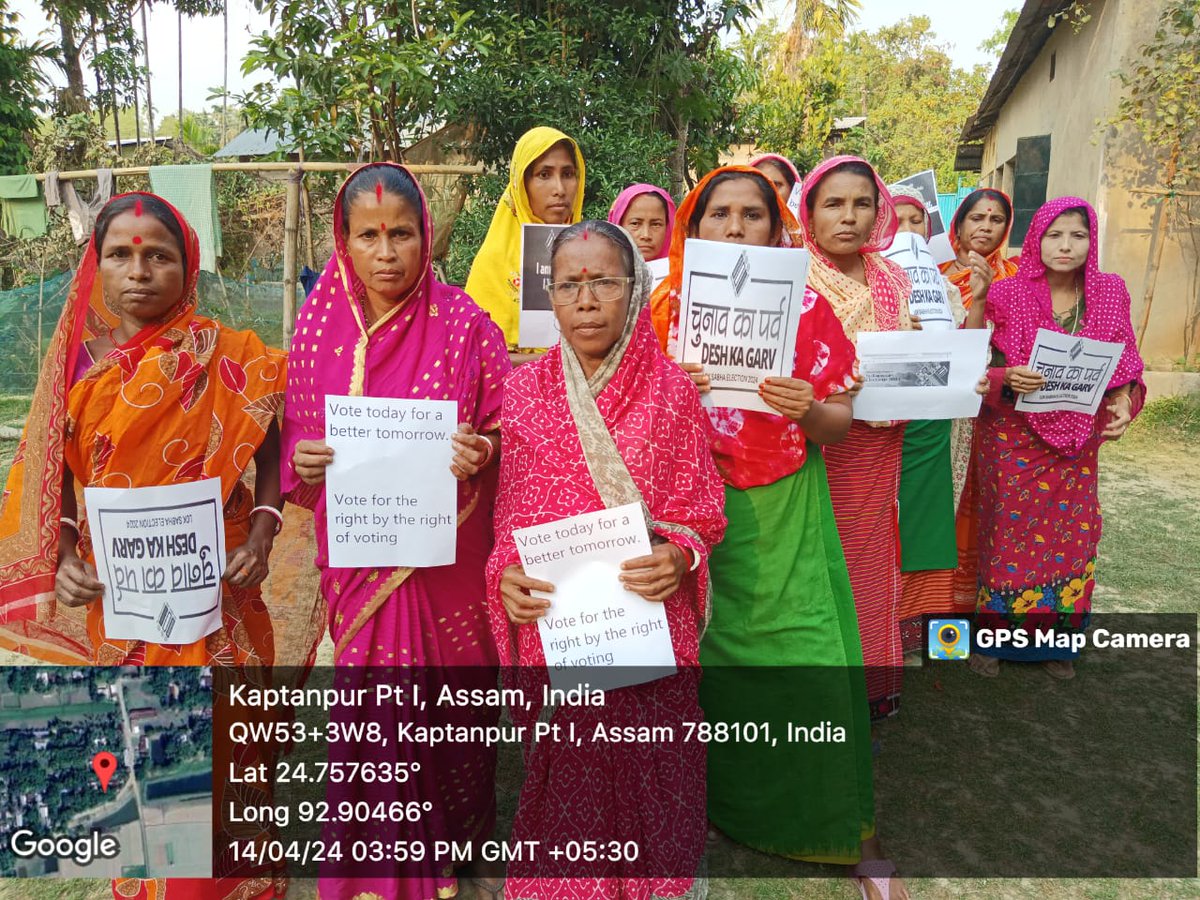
[928,618,971,660]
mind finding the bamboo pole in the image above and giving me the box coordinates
[282,171,301,351]
[32,162,485,181]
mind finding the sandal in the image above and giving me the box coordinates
[1043,659,1076,680]
[968,654,999,677]
[851,858,900,900]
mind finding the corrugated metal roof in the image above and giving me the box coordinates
[213,127,287,158]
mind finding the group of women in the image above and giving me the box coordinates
[0,122,1145,900]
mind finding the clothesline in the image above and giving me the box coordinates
[31,161,485,182]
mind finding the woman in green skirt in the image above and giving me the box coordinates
[649,164,908,900]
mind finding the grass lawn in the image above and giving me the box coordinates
[0,397,1197,900]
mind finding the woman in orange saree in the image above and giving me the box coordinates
[0,192,289,900]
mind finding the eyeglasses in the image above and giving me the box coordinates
[547,277,634,306]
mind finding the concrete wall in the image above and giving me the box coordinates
[977,0,1199,367]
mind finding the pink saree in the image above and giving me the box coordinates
[280,163,511,900]
[486,231,726,900]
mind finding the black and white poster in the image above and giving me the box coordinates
[1014,329,1124,415]
[87,478,225,644]
[518,222,569,348]
[895,169,954,265]
[882,232,955,330]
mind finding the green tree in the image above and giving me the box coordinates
[831,16,989,185]
[0,2,50,175]
[979,6,1019,58]
[735,18,843,172]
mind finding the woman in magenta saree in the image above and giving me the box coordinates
[972,197,1144,679]
[487,221,726,900]
[281,163,511,899]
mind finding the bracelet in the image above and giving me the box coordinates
[60,517,80,536]
[478,434,496,468]
[251,505,284,535]
[673,542,701,572]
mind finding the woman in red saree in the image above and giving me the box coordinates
[488,220,726,900]
[0,192,288,900]
[940,189,1021,611]
[972,197,1144,679]
[797,156,913,722]
[650,166,905,900]
[281,162,510,900]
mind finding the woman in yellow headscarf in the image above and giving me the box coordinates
[465,126,586,355]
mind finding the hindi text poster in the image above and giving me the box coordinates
[882,232,955,330]
[1014,329,1124,415]
[87,478,225,644]
[678,238,809,415]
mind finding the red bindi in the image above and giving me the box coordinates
[132,236,143,245]
[375,183,384,203]
[380,223,387,233]
[133,199,144,217]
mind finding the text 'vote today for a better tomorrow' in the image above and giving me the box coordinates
[324,396,458,569]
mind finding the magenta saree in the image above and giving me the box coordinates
[974,197,1145,660]
[486,232,726,900]
[280,163,511,900]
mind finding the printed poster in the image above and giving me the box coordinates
[1014,329,1124,415]
[677,238,810,415]
[87,478,225,644]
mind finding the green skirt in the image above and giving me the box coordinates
[898,419,957,571]
[700,449,874,863]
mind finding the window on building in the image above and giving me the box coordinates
[1011,135,1051,247]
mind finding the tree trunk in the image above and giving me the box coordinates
[177,10,184,156]
[131,12,142,148]
[222,4,228,146]
[669,118,689,199]
[57,14,89,113]
[91,27,106,138]
[1137,139,1181,350]
[108,19,122,154]
[141,2,154,138]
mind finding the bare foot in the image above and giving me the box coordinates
[1043,659,1076,680]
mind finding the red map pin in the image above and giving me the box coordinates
[92,751,117,792]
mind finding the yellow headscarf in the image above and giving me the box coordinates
[464,126,586,348]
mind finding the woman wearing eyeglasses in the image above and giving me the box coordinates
[486,219,727,900]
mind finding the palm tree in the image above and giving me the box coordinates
[785,0,861,63]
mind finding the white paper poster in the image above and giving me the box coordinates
[678,238,810,415]
[325,396,458,569]
[515,503,676,693]
[786,181,803,219]
[882,232,955,331]
[518,223,568,349]
[853,329,991,421]
[895,169,954,265]
[1014,329,1124,415]
[87,478,225,644]
[646,256,669,293]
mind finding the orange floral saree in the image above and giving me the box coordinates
[0,192,286,666]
